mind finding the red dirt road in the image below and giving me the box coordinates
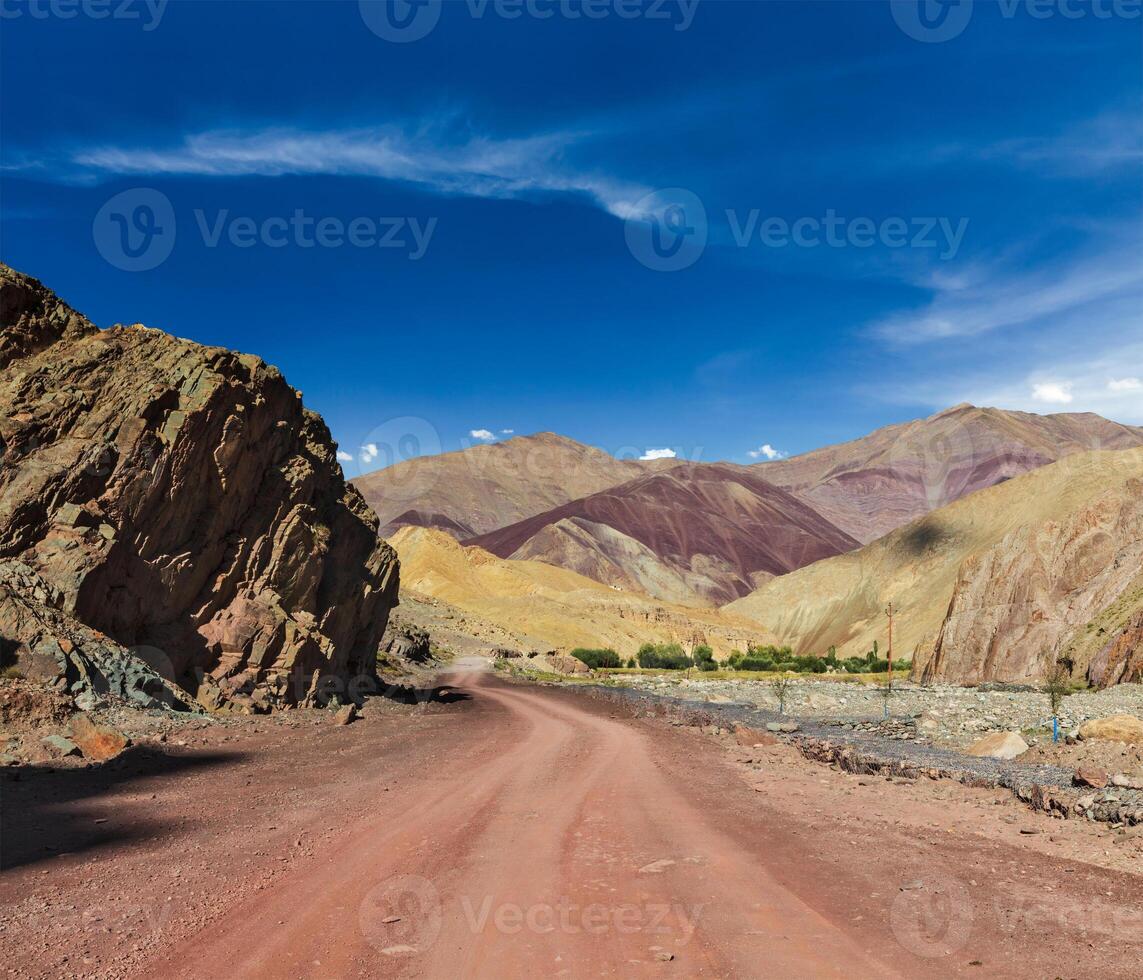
[3,661,1141,978]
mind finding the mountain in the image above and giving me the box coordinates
[757,404,1143,543]
[0,265,399,711]
[467,463,860,605]
[354,432,678,539]
[392,526,771,658]
[725,448,1143,687]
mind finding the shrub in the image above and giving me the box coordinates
[625,658,637,669]
[570,648,621,670]
[636,643,693,670]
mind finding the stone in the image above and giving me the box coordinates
[333,704,357,726]
[544,654,592,677]
[41,735,80,758]
[965,732,1029,760]
[1078,715,1143,744]
[1074,768,1109,789]
[734,725,778,747]
[0,265,400,711]
[1110,772,1143,790]
[766,721,800,734]
[69,714,129,762]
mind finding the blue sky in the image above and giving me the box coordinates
[2,0,1140,474]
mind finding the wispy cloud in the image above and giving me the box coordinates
[360,443,379,464]
[30,123,651,219]
[869,243,1143,346]
[336,450,354,463]
[640,448,677,461]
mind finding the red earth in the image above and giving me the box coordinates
[2,661,1140,978]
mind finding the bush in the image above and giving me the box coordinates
[570,648,621,670]
[626,658,637,669]
[636,643,693,670]
[693,645,716,671]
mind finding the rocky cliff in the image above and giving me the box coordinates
[924,476,1143,687]
[0,265,399,710]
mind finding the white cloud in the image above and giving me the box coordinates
[1109,378,1142,392]
[55,123,650,219]
[640,448,677,461]
[748,444,786,461]
[336,450,353,463]
[500,428,514,435]
[470,429,496,441]
[1032,382,1074,405]
[360,443,379,464]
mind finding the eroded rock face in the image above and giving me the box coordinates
[923,479,1143,687]
[0,265,399,708]
[1088,611,1143,688]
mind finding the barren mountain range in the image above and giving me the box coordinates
[467,463,860,604]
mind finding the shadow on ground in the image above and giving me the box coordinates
[0,745,241,871]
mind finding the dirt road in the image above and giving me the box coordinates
[3,660,1141,978]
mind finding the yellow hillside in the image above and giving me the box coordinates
[724,448,1143,675]
[391,526,773,658]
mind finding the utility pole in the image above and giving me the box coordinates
[885,602,895,691]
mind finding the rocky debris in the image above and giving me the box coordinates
[493,648,522,659]
[1078,714,1143,743]
[608,675,1143,753]
[0,677,74,727]
[0,265,399,711]
[733,725,778,747]
[380,615,432,665]
[1,561,192,711]
[333,704,357,726]
[68,713,129,761]
[966,732,1030,760]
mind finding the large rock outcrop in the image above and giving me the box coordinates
[0,265,399,709]
[923,477,1143,687]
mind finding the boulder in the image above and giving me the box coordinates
[766,721,800,734]
[1110,772,1143,790]
[0,265,399,710]
[544,654,592,677]
[69,714,129,762]
[1077,715,1143,744]
[734,725,778,747]
[966,731,1029,760]
[333,704,357,726]
[41,734,80,758]
[1074,767,1109,789]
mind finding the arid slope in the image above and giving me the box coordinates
[392,526,771,657]
[726,449,1143,685]
[758,404,1143,543]
[354,432,677,539]
[467,463,859,604]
